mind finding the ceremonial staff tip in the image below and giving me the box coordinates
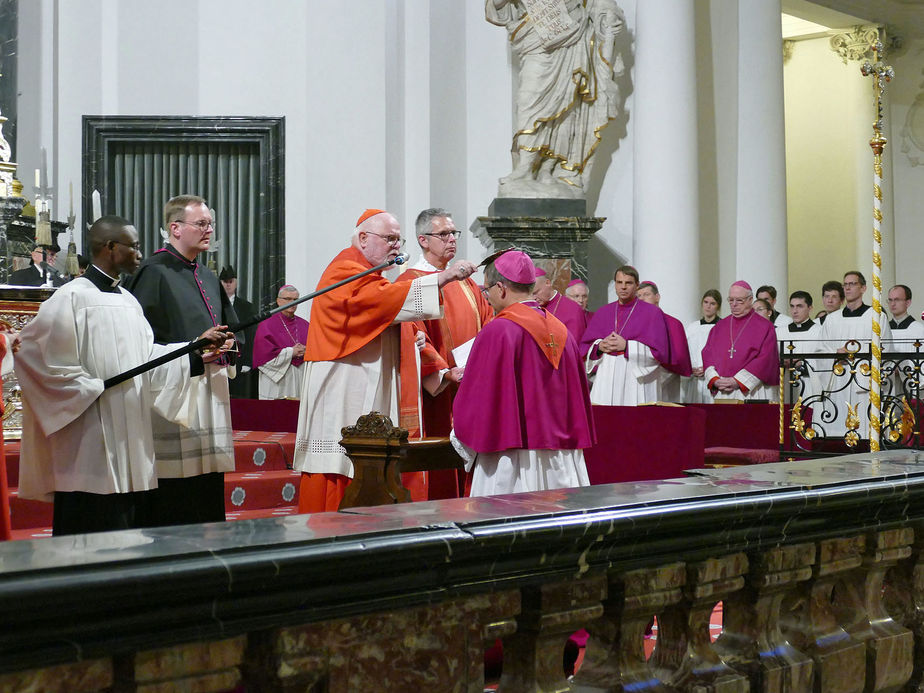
[102,252,408,390]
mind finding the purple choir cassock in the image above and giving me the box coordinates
[580,298,672,405]
[580,298,670,361]
[253,313,310,369]
[664,314,692,376]
[701,311,780,399]
[453,305,595,455]
[545,292,588,339]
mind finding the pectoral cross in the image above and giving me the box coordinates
[546,333,559,357]
[728,346,735,358]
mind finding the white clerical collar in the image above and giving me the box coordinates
[412,256,440,272]
[91,264,120,287]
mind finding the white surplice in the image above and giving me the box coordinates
[776,320,823,405]
[818,308,892,437]
[450,432,589,496]
[150,362,235,478]
[682,319,716,403]
[293,274,442,478]
[16,279,194,501]
[258,346,304,399]
[586,339,665,405]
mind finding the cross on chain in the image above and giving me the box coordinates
[728,345,735,358]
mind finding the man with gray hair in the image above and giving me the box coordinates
[253,284,309,399]
[395,208,494,500]
[293,208,475,513]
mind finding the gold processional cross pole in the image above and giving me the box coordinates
[860,39,893,452]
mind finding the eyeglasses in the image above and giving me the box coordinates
[175,219,215,232]
[364,231,405,247]
[727,297,750,305]
[112,240,141,251]
[423,230,460,241]
[843,281,861,287]
[481,281,502,297]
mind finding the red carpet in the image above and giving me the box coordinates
[3,426,301,538]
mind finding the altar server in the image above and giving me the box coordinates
[16,216,229,535]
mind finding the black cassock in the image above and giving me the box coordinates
[125,243,238,526]
[228,294,258,398]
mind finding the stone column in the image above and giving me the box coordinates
[734,0,789,298]
[632,0,700,320]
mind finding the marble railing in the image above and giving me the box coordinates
[3,452,924,692]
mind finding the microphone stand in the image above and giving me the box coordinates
[103,253,410,390]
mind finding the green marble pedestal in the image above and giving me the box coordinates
[472,198,603,291]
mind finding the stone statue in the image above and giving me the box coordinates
[487,0,625,199]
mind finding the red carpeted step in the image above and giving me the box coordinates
[231,431,296,472]
[224,470,300,513]
[9,526,53,541]
[8,489,53,530]
[225,506,300,522]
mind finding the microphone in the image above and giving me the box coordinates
[393,252,410,265]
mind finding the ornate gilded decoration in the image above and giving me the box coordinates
[886,397,915,443]
[845,403,861,448]
[830,26,881,65]
[782,40,795,64]
[791,398,817,441]
[861,39,894,451]
[341,411,409,444]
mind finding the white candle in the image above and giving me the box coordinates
[92,189,101,221]
[34,169,40,188]
[69,181,73,216]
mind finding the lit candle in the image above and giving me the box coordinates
[92,189,101,221]
[69,181,73,217]
[34,169,40,189]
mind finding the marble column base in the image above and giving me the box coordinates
[472,200,603,289]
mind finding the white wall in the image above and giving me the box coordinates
[15,1,924,323]
[889,38,924,308]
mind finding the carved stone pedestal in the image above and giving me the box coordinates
[653,554,750,693]
[715,543,815,692]
[780,535,868,693]
[472,198,603,288]
[572,562,685,692]
[498,575,606,692]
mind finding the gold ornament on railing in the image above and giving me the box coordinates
[845,402,861,449]
[861,38,894,452]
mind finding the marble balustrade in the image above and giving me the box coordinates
[3,451,924,691]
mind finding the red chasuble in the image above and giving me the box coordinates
[395,267,493,501]
[396,269,493,438]
[453,301,594,454]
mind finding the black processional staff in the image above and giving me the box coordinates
[103,252,411,390]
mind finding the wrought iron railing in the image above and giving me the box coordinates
[779,337,924,455]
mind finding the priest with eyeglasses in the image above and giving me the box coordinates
[293,208,475,513]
